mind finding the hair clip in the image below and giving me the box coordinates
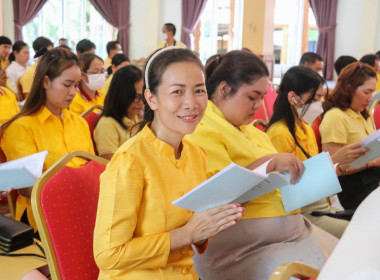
[216,55,222,64]
[359,62,364,69]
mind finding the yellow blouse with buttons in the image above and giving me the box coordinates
[186,100,300,219]
[93,124,208,280]
[1,106,94,232]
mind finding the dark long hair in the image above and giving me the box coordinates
[8,41,28,63]
[324,62,376,119]
[205,50,269,100]
[267,66,324,158]
[97,65,143,130]
[134,48,204,133]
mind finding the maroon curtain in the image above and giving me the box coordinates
[181,0,208,48]
[13,0,47,41]
[309,0,338,80]
[89,0,131,56]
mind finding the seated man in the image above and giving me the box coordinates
[156,23,186,49]
[299,52,324,76]
[76,39,96,56]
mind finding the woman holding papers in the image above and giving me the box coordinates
[1,47,94,234]
[186,51,337,279]
[320,62,380,210]
[93,47,244,279]
[267,66,367,238]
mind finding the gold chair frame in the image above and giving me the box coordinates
[270,262,320,280]
[31,150,108,280]
[80,105,103,118]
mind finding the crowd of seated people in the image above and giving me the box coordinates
[0,27,380,279]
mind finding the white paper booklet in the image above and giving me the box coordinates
[0,151,48,191]
[173,152,342,213]
[348,129,380,168]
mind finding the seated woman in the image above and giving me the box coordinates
[320,62,380,210]
[1,47,94,279]
[1,47,94,233]
[266,66,367,238]
[6,41,30,100]
[186,51,338,280]
[93,47,244,279]
[94,65,143,160]
[101,53,130,94]
[69,53,106,115]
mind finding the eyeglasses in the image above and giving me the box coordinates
[134,94,143,103]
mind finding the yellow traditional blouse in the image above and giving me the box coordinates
[94,124,208,280]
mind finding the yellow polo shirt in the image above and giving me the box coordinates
[101,73,113,94]
[18,61,38,95]
[69,85,106,115]
[186,100,298,219]
[267,120,319,161]
[1,57,9,69]
[0,86,19,124]
[320,108,374,145]
[94,115,140,156]
[156,41,187,49]
[94,124,208,279]
[1,106,94,231]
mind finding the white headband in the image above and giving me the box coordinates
[145,46,182,89]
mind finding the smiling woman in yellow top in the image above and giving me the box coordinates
[1,48,94,234]
[93,47,244,280]
[69,53,106,115]
[186,51,338,280]
[94,65,144,160]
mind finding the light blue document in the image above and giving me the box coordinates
[0,151,48,191]
[172,162,289,212]
[280,152,342,213]
[348,129,380,168]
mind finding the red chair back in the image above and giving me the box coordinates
[373,104,380,130]
[84,112,101,155]
[312,116,322,153]
[40,160,106,279]
[264,83,277,120]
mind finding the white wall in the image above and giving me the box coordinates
[160,0,182,41]
[2,0,14,42]
[335,0,380,69]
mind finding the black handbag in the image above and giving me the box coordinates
[0,215,34,252]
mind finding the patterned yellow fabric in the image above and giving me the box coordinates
[18,61,38,95]
[94,124,208,279]
[186,100,299,219]
[267,120,319,161]
[94,115,140,156]
[1,106,94,231]
[0,86,19,124]
[320,108,374,145]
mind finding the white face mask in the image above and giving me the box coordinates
[161,32,168,42]
[317,70,324,78]
[297,100,324,124]
[85,73,106,91]
[117,49,123,54]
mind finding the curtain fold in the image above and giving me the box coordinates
[309,0,338,80]
[181,0,208,48]
[13,0,47,41]
[89,0,131,56]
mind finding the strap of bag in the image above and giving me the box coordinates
[0,240,45,259]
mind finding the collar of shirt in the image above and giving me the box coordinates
[77,84,102,102]
[36,106,71,123]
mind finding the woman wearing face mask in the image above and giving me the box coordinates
[267,66,367,238]
[94,65,143,160]
[320,62,380,210]
[186,51,337,280]
[69,53,106,115]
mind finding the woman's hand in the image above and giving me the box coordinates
[169,203,244,251]
[267,153,304,184]
[331,142,368,165]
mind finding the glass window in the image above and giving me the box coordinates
[23,0,117,59]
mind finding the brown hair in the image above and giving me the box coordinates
[2,47,79,131]
[324,62,377,119]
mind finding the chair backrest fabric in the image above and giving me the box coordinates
[84,112,101,155]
